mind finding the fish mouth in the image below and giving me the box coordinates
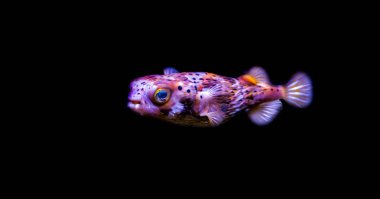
[128,99,141,110]
[129,100,140,105]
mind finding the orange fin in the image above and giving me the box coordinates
[241,74,258,85]
[241,66,270,85]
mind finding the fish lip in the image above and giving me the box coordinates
[128,102,146,116]
[129,99,141,105]
[128,102,140,110]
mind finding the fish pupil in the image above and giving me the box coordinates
[157,91,167,99]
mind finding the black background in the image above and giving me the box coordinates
[13,4,373,192]
[8,3,372,193]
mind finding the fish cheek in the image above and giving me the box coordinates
[157,96,176,112]
[158,91,185,117]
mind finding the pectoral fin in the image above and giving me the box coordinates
[206,111,224,126]
[196,84,226,126]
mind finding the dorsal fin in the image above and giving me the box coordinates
[163,67,179,75]
[241,67,270,85]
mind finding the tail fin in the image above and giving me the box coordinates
[283,72,313,108]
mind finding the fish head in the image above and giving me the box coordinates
[127,75,185,119]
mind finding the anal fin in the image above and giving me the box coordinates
[248,100,282,126]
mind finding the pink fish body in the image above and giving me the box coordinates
[128,67,312,127]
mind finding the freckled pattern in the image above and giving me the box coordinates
[129,71,285,127]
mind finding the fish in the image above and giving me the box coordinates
[127,66,312,127]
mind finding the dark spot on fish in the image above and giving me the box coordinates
[137,93,140,95]
[180,99,194,115]
[239,99,243,102]
[194,86,197,91]
[141,82,146,85]
[196,73,200,76]
[254,90,257,92]
[167,79,172,81]
[137,89,139,91]
[221,105,228,112]
[160,109,170,115]
[206,78,210,80]
[178,86,182,90]
[200,95,203,99]
[187,89,191,93]
[199,78,203,80]
[192,78,196,80]
[141,88,144,91]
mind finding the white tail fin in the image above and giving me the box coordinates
[284,72,313,108]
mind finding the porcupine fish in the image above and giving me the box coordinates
[127,67,312,127]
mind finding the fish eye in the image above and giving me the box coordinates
[153,88,171,105]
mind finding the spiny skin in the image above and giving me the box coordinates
[128,71,284,127]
